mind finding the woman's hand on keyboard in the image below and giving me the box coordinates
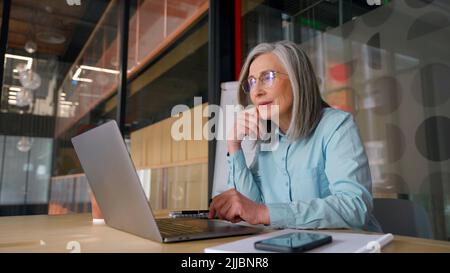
[208,188,269,225]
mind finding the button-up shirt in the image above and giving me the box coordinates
[227,107,382,232]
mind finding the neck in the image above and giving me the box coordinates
[278,113,291,134]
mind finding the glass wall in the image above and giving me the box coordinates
[0,0,209,216]
[0,0,111,216]
[125,0,209,211]
[240,0,450,240]
[54,1,121,176]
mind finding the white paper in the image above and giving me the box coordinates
[204,229,394,253]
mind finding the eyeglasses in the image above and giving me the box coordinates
[242,70,288,94]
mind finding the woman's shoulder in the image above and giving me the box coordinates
[313,107,355,139]
[321,107,352,124]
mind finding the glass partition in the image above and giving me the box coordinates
[0,0,110,216]
[240,0,450,241]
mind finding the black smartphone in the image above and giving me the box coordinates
[254,232,332,253]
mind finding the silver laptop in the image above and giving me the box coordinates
[71,120,261,243]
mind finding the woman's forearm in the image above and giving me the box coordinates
[226,149,262,203]
[266,191,371,229]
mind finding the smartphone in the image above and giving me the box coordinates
[254,232,332,253]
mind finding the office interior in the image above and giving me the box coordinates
[0,0,449,245]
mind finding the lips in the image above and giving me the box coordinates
[258,101,273,106]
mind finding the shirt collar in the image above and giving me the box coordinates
[273,125,287,142]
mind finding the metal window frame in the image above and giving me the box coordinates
[116,0,130,136]
[0,0,11,98]
[208,0,236,202]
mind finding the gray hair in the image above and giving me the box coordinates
[238,40,328,141]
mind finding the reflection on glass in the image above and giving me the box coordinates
[240,0,450,240]
[17,136,32,153]
[0,0,109,217]
[24,40,37,54]
[47,162,208,216]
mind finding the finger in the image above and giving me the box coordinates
[239,108,258,123]
[239,113,259,131]
[214,190,237,220]
[211,196,229,218]
[209,198,221,219]
[238,124,258,140]
[237,120,259,139]
[237,119,258,135]
[225,204,241,222]
[250,107,261,137]
[209,193,227,218]
[218,201,233,220]
[245,106,258,115]
[238,116,258,132]
[208,205,216,219]
[229,122,246,141]
[234,116,258,140]
[254,106,259,120]
[243,115,259,135]
[235,121,247,140]
[248,114,260,138]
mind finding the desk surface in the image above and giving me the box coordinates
[0,213,449,253]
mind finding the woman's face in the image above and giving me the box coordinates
[248,53,293,123]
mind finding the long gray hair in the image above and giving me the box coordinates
[238,40,328,141]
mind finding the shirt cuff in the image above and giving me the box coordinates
[266,203,295,228]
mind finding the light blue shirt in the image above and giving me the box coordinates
[227,108,382,232]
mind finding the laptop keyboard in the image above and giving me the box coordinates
[156,218,208,237]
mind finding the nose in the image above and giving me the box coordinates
[252,80,266,97]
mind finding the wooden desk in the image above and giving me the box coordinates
[0,213,449,253]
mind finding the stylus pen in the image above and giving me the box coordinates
[169,210,210,217]
[179,210,209,214]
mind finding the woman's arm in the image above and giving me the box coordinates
[267,115,374,230]
[225,107,263,203]
[208,147,267,223]
[226,149,263,203]
[209,107,268,223]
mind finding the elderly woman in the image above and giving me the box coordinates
[209,41,381,232]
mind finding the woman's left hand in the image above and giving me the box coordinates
[208,189,270,225]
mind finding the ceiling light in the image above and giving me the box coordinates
[80,65,120,74]
[72,67,93,83]
[4,54,33,70]
[36,31,66,44]
[9,86,22,92]
[25,40,38,54]
[72,65,119,83]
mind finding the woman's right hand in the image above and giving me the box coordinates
[227,107,260,154]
